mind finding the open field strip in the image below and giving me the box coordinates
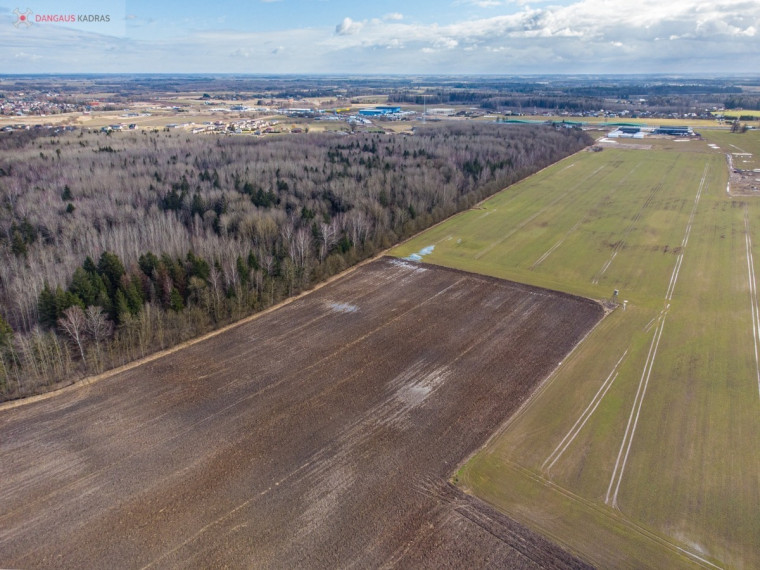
[715,110,760,119]
[531,218,582,268]
[743,207,760,398]
[666,163,708,303]
[605,163,710,507]
[392,134,760,567]
[393,147,712,306]
[591,171,662,285]
[534,162,642,270]
[465,457,723,569]
[473,165,607,260]
[604,164,759,568]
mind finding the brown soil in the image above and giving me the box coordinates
[0,257,600,569]
[729,169,760,195]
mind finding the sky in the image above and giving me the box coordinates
[0,0,758,75]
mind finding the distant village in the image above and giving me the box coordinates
[0,87,748,138]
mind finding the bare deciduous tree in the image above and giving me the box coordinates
[58,305,87,363]
[318,221,338,261]
[85,305,112,366]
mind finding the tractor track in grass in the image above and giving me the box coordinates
[743,206,760,399]
[605,163,709,509]
[542,350,628,474]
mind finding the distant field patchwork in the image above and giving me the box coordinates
[392,132,760,568]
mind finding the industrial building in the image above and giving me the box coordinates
[608,125,646,139]
[358,106,401,117]
[427,108,455,116]
[654,125,694,136]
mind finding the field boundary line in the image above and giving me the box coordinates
[453,301,612,478]
[542,350,628,473]
[744,207,760,399]
[490,459,723,569]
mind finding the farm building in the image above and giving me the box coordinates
[359,106,401,116]
[427,108,455,116]
[654,125,694,136]
[608,125,646,139]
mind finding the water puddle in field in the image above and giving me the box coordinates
[404,245,435,262]
[326,301,358,313]
[389,259,428,272]
[372,362,451,429]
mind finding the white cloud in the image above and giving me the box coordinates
[0,1,757,74]
[322,0,760,72]
[455,0,542,6]
[13,51,43,61]
[335,17,364,36]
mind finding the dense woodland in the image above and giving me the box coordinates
[0,123,592,399]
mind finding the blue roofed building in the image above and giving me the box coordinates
[359,106,401,116]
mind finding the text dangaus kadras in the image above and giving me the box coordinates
[35,14,111,22]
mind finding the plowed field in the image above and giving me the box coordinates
[0,258,602,568]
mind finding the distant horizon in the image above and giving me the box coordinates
[1,72,759,80]
[2,1,757,75]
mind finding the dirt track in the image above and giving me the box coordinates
[0,258,601,568]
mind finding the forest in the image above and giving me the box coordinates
[0,123,592,400]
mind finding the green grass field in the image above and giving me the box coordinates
[390,131,760,568]
[514,115,727,129]
[714,110,760,119]
[703,129,760,171]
